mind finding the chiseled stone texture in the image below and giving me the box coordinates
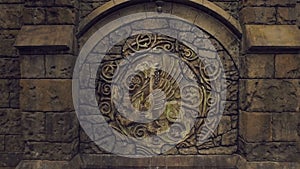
[23,111,78,147]
[242,0,297,7]
[23,7,47,25]
[0,153,23,168]
[0,4,22,29]
[5,135,24,152]
[0,135,4,152]
[240,7,276,24]
[239,112,272,142]
[47,7,75,24]
[0,58,20,78]
[22,112,46,141]
[80,0,110,19]
[20,55,45,78]
[0,80,20,108]
[25,0,55,7]
[0,30,18,57]
[275,54,300,78]
[213,1,240,19]
[0,109,21,135]
[45,112,79,142]
[20,79,74,111]
[277,7,297,24]
[24,139,78,160]
[272,112,300,142]
[239,139,298,162]
[240,79,300,112]
[45,55,76,79]
[241,54,274,78]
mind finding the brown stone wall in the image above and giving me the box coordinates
[0,0,299,168]
[18,0,80,163]
[0,0,23,168]
[240,0,297,25]
[79,0,241,20]
[239,0,300,163]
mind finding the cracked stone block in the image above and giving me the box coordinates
[20,79,73,111]
[240,79,300,112]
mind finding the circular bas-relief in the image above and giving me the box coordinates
[74,13,238,157]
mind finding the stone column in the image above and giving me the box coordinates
[14,0,81,168]
[239,0,300,167]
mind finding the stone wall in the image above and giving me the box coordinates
[0,0,298,168]
[0,0,23,168]
[20,0,79,163]
[239,0,300,163]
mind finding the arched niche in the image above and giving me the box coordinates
[76,0,242,156]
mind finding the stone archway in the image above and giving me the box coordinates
[75,0,241,168]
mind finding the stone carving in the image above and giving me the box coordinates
[95,34,225,155]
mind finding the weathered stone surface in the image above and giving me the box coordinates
[15,155,82,169]
[0,109,21,134]
[218,116,233,135]
[223,79,238,101]
[222,129,238,146]
[0,135,4,152]
[242,0,296,7]
[0,0,24,3]
[15,25,74,52]
[5,135,24,152]
[214,1,239,19]
[80,128,92,143]
[240,7,276,24]
[23,7,46,25]
[20,79,74,111]
[0,30,18,57]
[47,7,75,24]
[275,54,300,78]
[46,112,78,142]
[219,51,239,80]
[239,140,298,162]
[0,79,20,108]
[178,147,198,155]
[80,142,106,154]
[0,153,23,167]
[20,55,45,78]
[0,4,22,29]
[25,0,54,7]
[239,112,272,142]
[0,39,18,57]
[240,80,300,112]
[131,19,169,30]
[0,30,18,40]
[239,161,300,169]
[222,101,238,115]
[297,3,300,28]
[55,0,77,7]
[198,146,237,155]
[272,113,300,142]
[45,55,75,78]
[22,112,46,141]
[24,140,78,160]
[241,54,274,78]
[277,7,296,24]
[79,154,239,168]
[0,58,20,78]
[243,25,300,53]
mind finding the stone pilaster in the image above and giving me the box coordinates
[239,0,300,165]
